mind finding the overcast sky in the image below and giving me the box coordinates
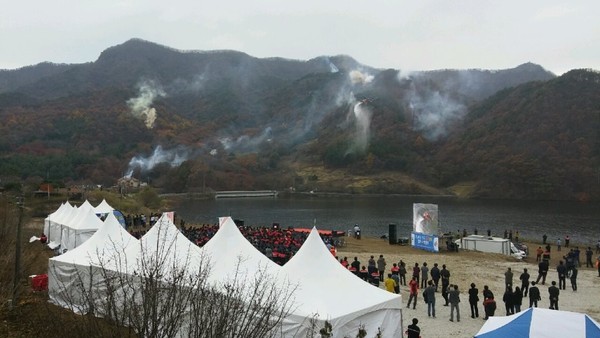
[1,1,599,75]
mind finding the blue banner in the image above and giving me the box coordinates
[411,232,439,252]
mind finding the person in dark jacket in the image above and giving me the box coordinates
[512,286,523,313]
[556,261,567,290]
[529,282,541,307]
[468,283,479,318]
[536,259,549,285]
[519,268,530,297]
[570,267,578,291]
[548,281,560,310]
[483,297,496,320]
[482,285,494,301]
[430,263,441,291]
[502,286,514,315]
[406,318,420,338]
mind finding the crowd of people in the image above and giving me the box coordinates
[180,223,338,265]
[337,236,600,337]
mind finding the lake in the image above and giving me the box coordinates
[173,195,600,246]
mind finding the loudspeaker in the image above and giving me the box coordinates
[388,223,397,245]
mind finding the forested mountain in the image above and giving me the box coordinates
[1,38,597,201]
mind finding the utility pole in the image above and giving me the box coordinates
[11,195,24,310]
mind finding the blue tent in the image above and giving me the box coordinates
[475,308,600,338]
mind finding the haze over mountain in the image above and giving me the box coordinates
[1,39,597,201]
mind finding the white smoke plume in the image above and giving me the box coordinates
[343,95,373,155]
[406,82,466,141]
[218,127,273,152]
[349,70,374,85]
[125,145,190,177]
[126,80,166,129]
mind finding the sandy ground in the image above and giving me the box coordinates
[338,236,600,338]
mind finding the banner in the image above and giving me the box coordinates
[411,232,439,252]
[413,203,439,235]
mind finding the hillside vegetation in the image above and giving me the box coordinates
[1,39,598,200]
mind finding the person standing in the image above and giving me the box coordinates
[557,261,567,290]
[585,247,594,267]
[420,262,429,289]
[536,246,544,262]
[504,267,514,289]
[449,284,461,322]
[368,255,377,274]
[424,280,436,318]
[548,281,560,310]
[512,286,523,313]
[502,286,514,315]
[384,273,397,294]
[377,255,387,282]
[557,238,561,252]
[543,234,547,244]
[565,235,570,248]
[468,283,479,318]
[483,297,497,320]
[441,264,451,305]
[407,276,419,309]
[406,318,420,338]
[570,267,578,291]
[412,263,421,285]
[399,260,407,286]
[482,285,494,301]
[529,282,541,308]
[430,263,440,292]
[519,268,530,297]
[536,259,549,285]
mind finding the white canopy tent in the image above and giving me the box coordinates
[48,212,138,313]
[199,216,281,282]
[47,203,77,249]
[279,227,403,337]
[475,307,600,338]
[60,206,104,252]
[94,199,114,215]
[44,202,65,238]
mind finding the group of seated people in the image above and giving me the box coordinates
[181,223,337,265]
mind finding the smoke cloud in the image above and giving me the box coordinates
[218,127,273,152]
[405,81,466,141]
[349,70,374,85]
[126,80,166,129]
[125,145,190,177]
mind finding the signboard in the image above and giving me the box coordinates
[413,203,439,235]
[411,232,439,252]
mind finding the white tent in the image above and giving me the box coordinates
[44,202,64,237]
[475,308,600,338]
[199,216,281,281]
[279,227,403,338]
[47,203,77,249]
[120,213,205,277]
[60,207,104,252]
[48,212,138,313]
[94,199,114,215]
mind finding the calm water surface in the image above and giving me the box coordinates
[174,196,600,245]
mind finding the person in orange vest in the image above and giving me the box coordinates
[370,270,380,286]
[359,265,369,281]
[536,247,544,262]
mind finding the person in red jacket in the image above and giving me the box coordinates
[407,276,419,309]
[40,233,47,244]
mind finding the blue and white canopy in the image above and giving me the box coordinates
[475,308,600,338]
